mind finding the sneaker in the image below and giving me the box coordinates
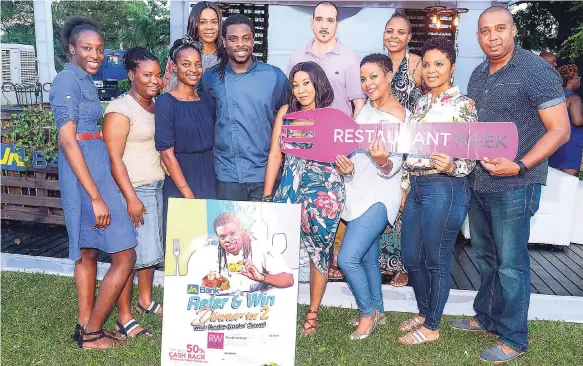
[449,318,486,332]
[480,344,524,364]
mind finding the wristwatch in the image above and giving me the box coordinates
[517,161,528,175]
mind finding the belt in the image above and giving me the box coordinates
[408,168,443,176]
[76,132,102,141]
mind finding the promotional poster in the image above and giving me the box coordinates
[161,198,301,366]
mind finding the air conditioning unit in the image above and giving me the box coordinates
[1,43,39,105]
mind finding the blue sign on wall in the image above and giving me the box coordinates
[0,143,58,171]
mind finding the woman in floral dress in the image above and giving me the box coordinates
[263,61,345,336]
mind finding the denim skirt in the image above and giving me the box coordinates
[120,180,165,269]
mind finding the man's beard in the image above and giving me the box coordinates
[231,54,252,64]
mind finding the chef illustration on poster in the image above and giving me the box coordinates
[161,198,301,366]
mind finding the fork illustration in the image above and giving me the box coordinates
[281,108,518,163]
[173,238,180,276]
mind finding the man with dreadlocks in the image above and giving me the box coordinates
[188,212,294,294]
[201,14,289,202]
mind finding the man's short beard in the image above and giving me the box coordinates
[230,54,252,64]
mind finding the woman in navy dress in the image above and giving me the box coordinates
[49,17,137,349]
[155,36,216,235]
[549,64,583,176]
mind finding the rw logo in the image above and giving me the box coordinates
[207,332,224,349]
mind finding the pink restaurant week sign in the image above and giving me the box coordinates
[280,108,519,163]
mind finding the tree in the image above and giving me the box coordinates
[512,1,583,56]
[117,0,170,71]
[51,0,135,69]
[0,0,35,45]
[559,3,583,62]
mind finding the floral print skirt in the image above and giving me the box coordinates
[275,156,345,277]
[379,211,406,273]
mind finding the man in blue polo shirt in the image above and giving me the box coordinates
[202,14,289,201]
[449,7,570,364]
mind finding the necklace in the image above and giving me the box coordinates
[128,89,154,112]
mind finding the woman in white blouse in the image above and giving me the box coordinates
[334,53,407,340]
[396,38,477,345]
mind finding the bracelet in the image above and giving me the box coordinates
[378,157,391,169]
[261,195,274,202]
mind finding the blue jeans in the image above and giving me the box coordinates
[402,174,470,331]
[338,203,387,317]
[470,184,541,353]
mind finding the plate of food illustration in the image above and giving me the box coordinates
[201,270,230,292]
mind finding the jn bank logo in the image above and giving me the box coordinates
[0,144,25,171]
[187,284,199,294]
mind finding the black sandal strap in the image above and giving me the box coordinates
[72,323,84,341]
[137,301,162,314]
[84,329,106,337]
[116,321,128,336]
[135,329,151,337]
[120,319,140,335]
[76,330,106,348]
[117,319,150,337]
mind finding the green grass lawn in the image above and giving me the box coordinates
[2,272,582,366]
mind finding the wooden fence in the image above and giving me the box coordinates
[1,166,64,225]
[1,103,65,225]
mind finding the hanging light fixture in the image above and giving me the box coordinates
[451,6,468,27]
[424,4,446,25]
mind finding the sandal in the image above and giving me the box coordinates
[390,272,409,287]
[398,316,423,332]
[136,300,163,315]
[350,313,387,327]
[350,310,381,341]
[397,328,439,345]
[327,265,344,281]
[116,319,152,338]
[76,329,124,349]
[300,310,319,336]
[72,323,125,342]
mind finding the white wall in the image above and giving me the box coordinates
[33,0,57,102]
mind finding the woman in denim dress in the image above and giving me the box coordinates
[49,17,137,349]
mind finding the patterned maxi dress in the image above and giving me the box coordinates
[379,49,422,274]
[274,121,345,277]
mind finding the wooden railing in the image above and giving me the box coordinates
[1,166,64,225]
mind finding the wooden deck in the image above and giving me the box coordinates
[2,220,583,296]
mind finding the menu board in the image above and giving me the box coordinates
[217,3,269,62]
[402,9,457,56]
